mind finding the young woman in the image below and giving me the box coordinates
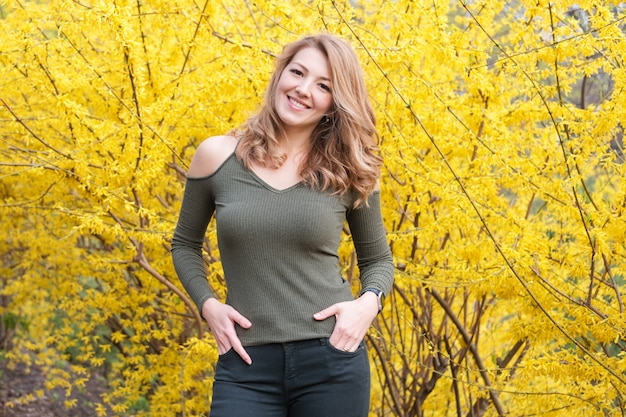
[172,33,394,417]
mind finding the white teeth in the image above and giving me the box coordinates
[288,96,308,109]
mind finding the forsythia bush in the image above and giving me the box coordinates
[1,0,625,416]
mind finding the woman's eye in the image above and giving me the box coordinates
[290,69,303,76]
[319,84,331,92]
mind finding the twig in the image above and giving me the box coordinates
[1,98,71,159]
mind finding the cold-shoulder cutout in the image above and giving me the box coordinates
[187,135,238,178]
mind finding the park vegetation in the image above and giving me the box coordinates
[1,0,625,415]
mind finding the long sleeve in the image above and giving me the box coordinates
[171,176,216,313]
[346,191,395,296]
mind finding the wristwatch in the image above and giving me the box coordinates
[360,288,384,313]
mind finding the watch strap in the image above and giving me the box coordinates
[360,287,384,313]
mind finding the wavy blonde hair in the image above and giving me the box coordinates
[234,34,382,206]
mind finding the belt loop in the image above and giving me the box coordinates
[319,338,327,346]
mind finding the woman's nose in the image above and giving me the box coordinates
[295,82,311,97]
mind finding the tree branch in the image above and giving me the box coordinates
[428,287,506,416]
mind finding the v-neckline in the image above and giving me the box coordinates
[246,166,304,193]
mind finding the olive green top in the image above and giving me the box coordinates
[171,151,394,346]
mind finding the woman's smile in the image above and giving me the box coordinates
[287,95,310,110]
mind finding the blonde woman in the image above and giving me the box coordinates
[172,33,394,417]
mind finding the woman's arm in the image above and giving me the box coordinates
[172,135,252,364]
[314,190,394,352]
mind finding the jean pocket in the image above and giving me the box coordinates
[325,338,365,356]
[218,347,236,359]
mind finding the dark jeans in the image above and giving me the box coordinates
[209,338,370,417]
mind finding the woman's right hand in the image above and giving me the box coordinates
[201,298,253,365]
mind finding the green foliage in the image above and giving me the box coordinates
[1,0,625,416]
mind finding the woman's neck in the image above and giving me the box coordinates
[278,130,312,161]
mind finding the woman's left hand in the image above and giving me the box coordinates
[313,291,380,352]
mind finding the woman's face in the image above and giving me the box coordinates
[274,47,333,136]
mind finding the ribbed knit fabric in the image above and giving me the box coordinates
[171,152,394,346]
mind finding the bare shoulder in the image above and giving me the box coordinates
[187,135,238,178]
